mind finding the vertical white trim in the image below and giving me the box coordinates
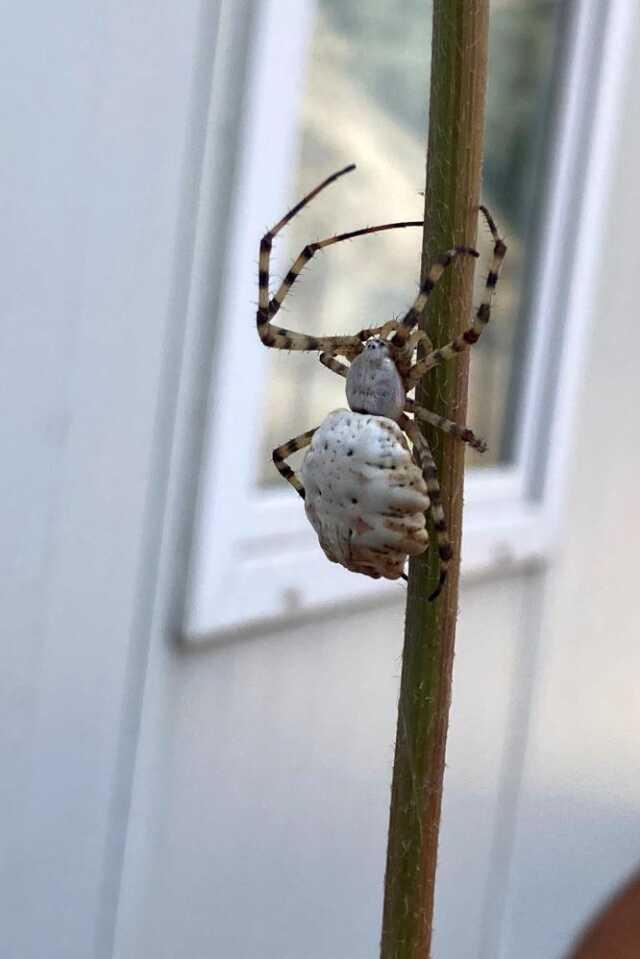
[493,7,637,955]
[185,0,317,637]
[543,0,637,531]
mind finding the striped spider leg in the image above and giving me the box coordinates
[272,428,318,499]
[257,163,425,357]
[398,414,451,600]
[405,204,508,387]
[411,405,487,454]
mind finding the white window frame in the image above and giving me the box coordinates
[182,0,621,640]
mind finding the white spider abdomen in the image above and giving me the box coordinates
[345,338,406,420]
[301,410,430,580]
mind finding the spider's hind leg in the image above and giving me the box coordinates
[272,428,317,498]
[400,414,451,601]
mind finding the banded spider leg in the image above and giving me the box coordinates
[257,164,425,356]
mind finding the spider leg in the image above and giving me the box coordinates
[403,328,434,354]
[375,322,433,351]
[272,427,318,498]
[318,352,349,378]
[390,246,479,349]
[257,163,423,355]
[400,414,451,601]
[258,165,359,353]
[407,401,487,453]
[407,206,507,387]
[268,220,423,324]
[318,326,432,390]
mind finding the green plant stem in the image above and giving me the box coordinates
[380,3,489,957]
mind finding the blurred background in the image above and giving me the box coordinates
[2,1,639,957]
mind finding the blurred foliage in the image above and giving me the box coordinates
[322,0,430,138]
[485,3,563,227]
[322,0,565,231]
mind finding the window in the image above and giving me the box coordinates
[258,0,566,480]
[184,0,613,639]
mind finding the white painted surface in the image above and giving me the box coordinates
[115,579,536,959]
[0,1,227,955]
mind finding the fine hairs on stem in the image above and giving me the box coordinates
[380,2,491,957]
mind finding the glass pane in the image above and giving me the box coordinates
[258,0,566,485]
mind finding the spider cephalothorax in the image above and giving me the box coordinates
[346,338,406,420]
[259,164,506,600]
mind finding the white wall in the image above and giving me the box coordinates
[114,576,538,959]
[0,1,229,956]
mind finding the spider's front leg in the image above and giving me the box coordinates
[406,205,507,387]
[258,164,424,357]
[389,246,479,349]
[258,165,359,355]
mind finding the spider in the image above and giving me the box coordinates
[257,164,506,600]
